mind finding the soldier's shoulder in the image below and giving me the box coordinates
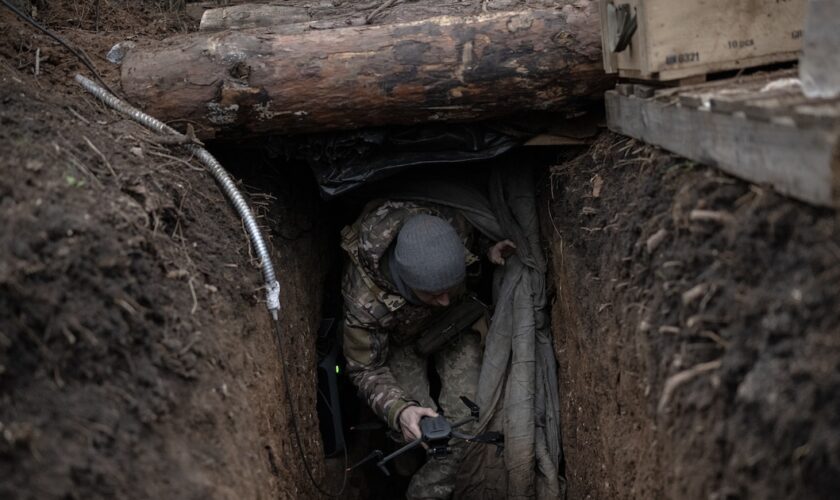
[368,200,473,244]
[342,264,400,329]
[359,200,426,245]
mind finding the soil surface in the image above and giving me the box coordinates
[3,1,839,499]
[1,2,333,499]
[545,134,840,499]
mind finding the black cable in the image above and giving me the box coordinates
[0,0,119,97]
[272,318,349,498]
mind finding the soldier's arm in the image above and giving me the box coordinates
[342,313,417,431]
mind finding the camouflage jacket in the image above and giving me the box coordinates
[341,200,479,431]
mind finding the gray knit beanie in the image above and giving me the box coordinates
[393,214,465,293]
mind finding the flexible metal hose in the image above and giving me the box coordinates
[74,74,281,320]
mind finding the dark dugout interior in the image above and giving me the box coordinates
[208,119,588,498]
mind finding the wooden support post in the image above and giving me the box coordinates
[800,0,840,99]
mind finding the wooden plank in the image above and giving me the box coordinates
[654,69,798,99]
[791,102,840,128]
[707,83,801,114]
[737,94,815,122]
[605,90,839,207]
[524,134,589,146]
[604,0,806,81]
[679,78,794,111]
[199,4,311,32]
[800,0,840,99]
[646,53,801,81]
[598,0,618,74]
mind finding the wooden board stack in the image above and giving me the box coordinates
[606,70,839,208]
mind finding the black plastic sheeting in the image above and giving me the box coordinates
[267,123,526,198]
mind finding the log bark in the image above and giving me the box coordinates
[121,2,612,139]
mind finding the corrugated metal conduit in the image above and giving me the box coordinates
[74,74,281,320]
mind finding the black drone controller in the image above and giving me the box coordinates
[348,396,504,476]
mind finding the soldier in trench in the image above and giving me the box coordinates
[341,199,515,499]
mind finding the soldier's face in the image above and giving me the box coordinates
[413,284,462,307]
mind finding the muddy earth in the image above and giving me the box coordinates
[1,1,839,500]
[545,136,840,499]
[1,2,335,498]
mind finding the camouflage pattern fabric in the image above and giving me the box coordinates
[389,328,484,500]
[341,200,479,429]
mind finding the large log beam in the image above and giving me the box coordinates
[121,3,612,139]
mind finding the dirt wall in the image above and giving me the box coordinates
[0,26,331,500]
[545,134,840,499]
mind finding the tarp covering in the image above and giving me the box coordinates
[378,168,565,499]
[268,124,525,198]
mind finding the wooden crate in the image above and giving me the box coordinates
[600,0,807,81]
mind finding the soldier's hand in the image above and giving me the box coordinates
[399,405,438,442]
[488,239,517,265]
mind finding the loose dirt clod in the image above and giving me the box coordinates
[681,283,709,305]
[689,208,734,224]
[657,359,722,413]
[645,228,668,253]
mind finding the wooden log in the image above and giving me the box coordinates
[199,3,311,32]
[120,4,612,139]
